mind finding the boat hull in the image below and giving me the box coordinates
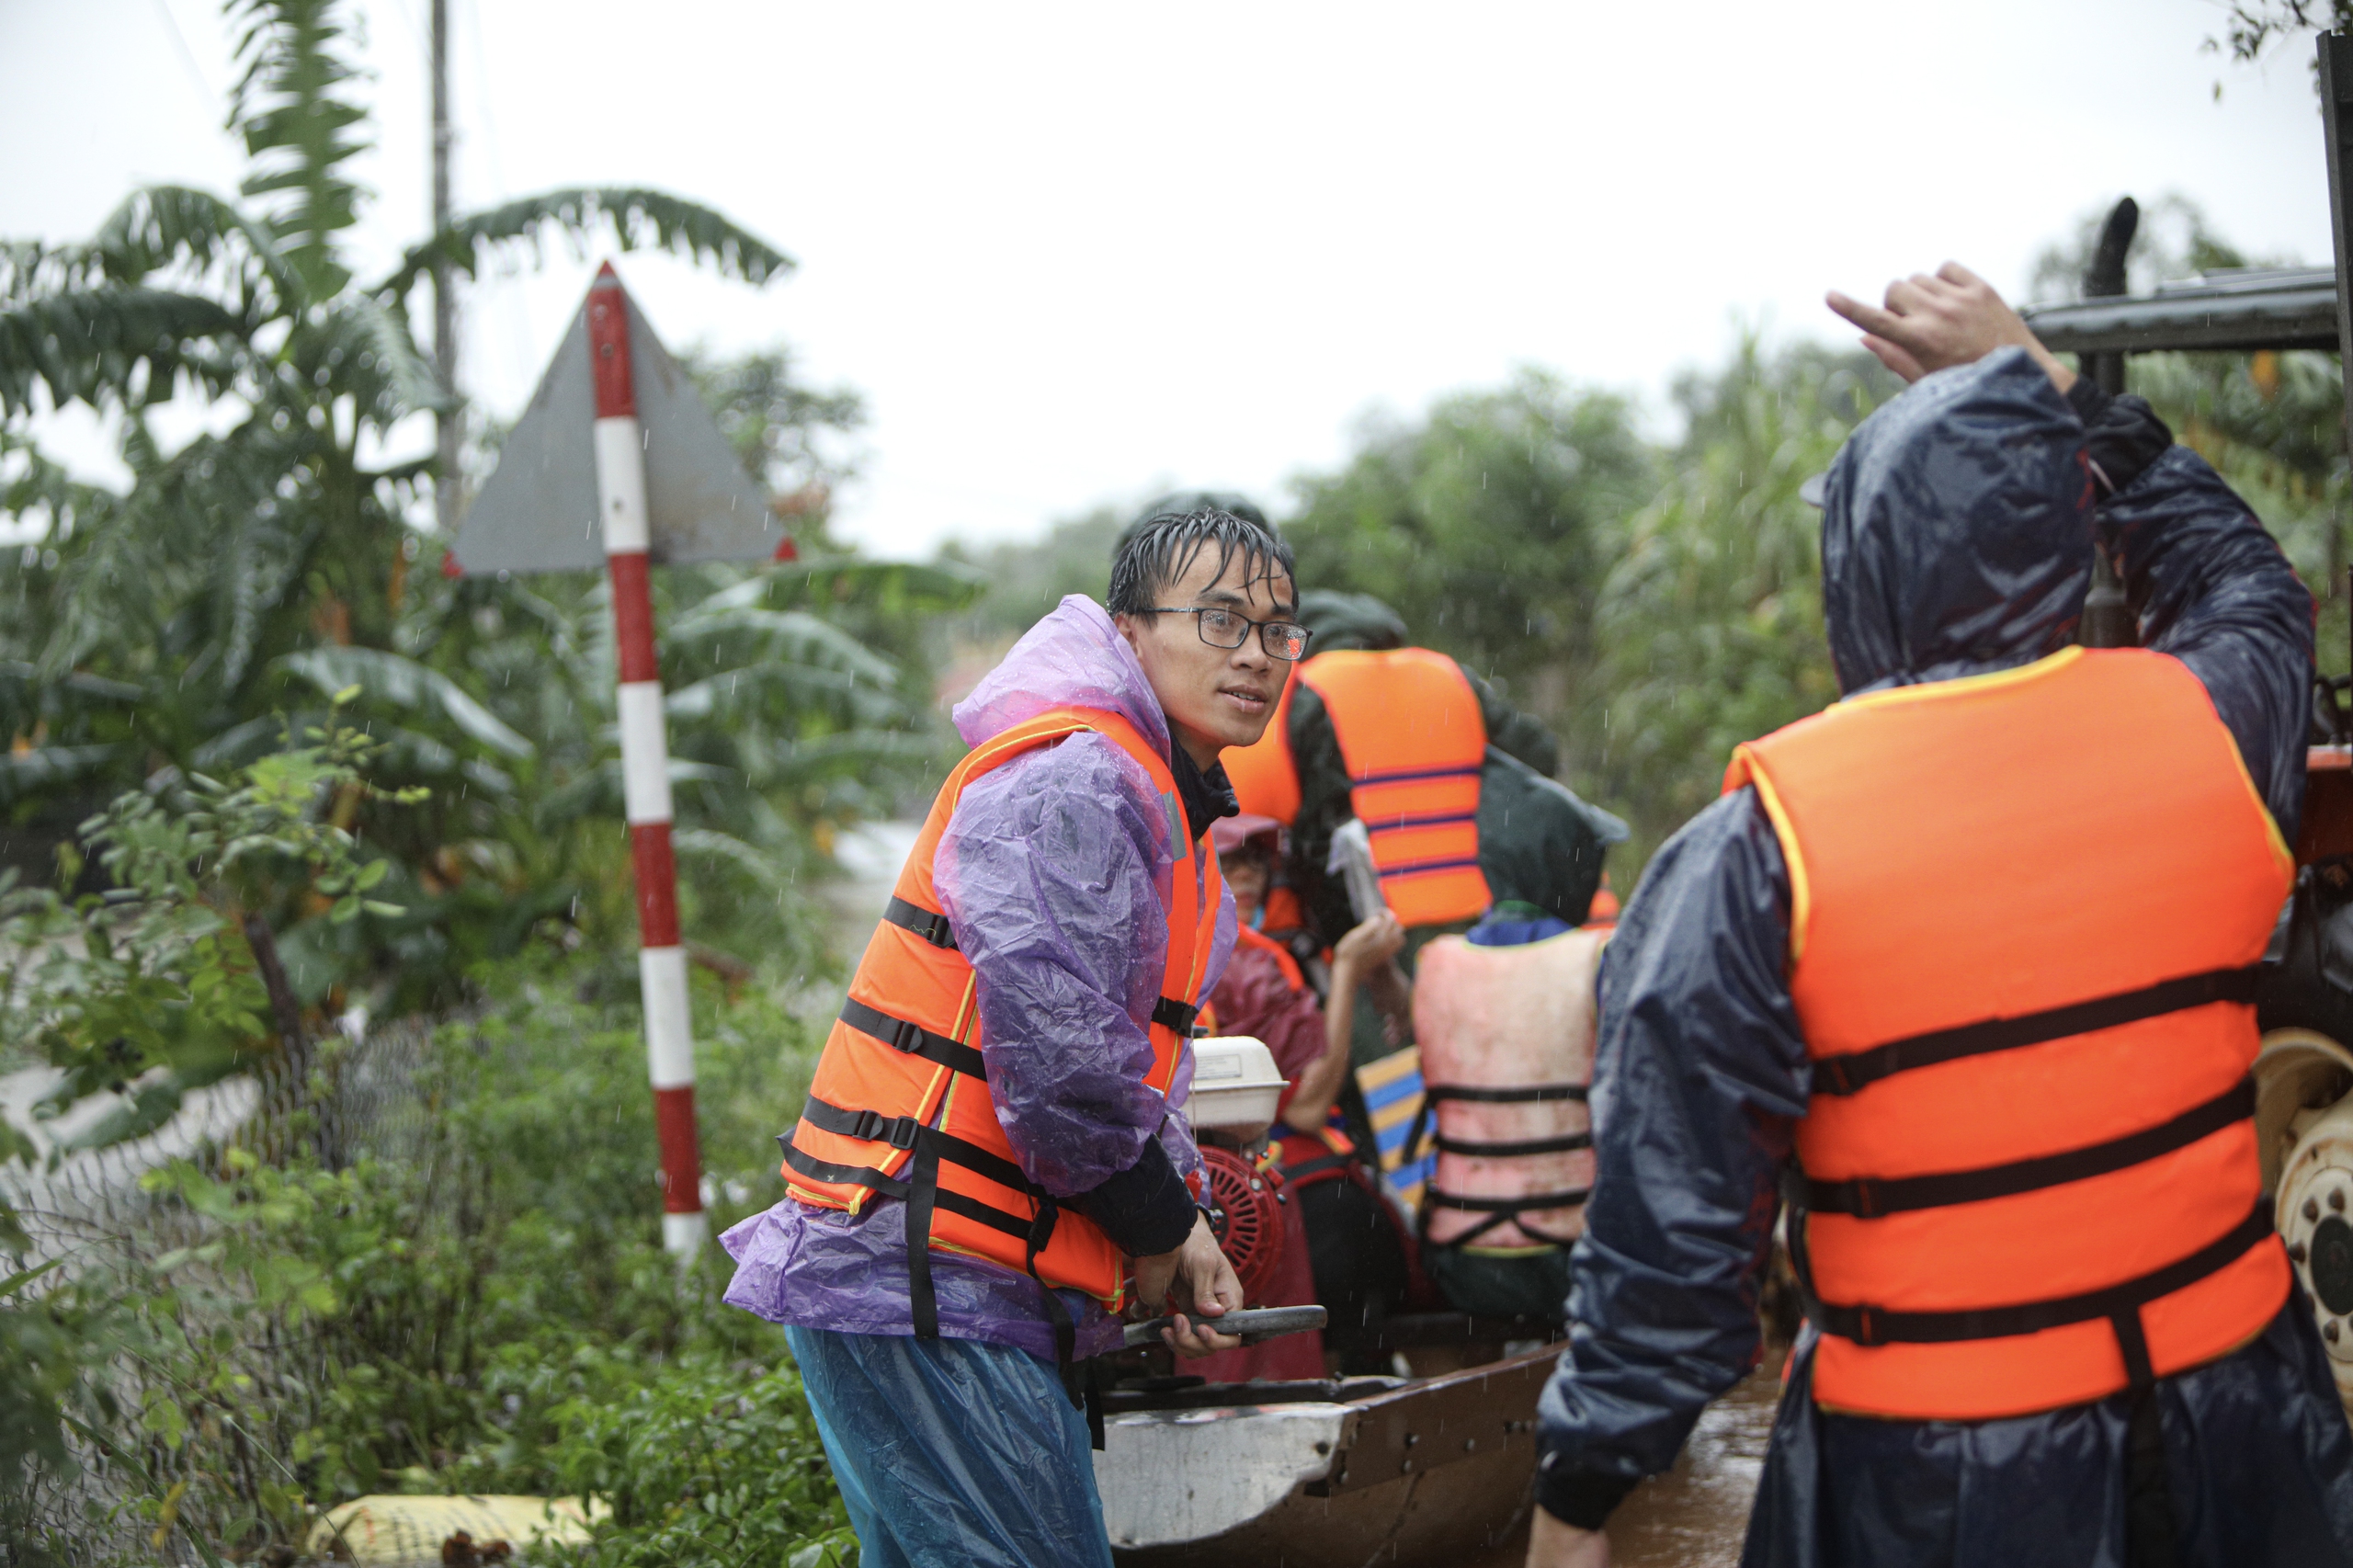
[1097,1346,1552,1567]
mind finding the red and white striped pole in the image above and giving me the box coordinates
[588,262,704,1256]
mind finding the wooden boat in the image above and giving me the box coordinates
[1093,1316,1554,1568]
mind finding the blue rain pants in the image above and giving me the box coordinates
[783,1324,1114,1568]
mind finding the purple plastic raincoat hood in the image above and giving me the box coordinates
[953,594,1173,759]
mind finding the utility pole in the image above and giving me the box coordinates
[431,0,460,533]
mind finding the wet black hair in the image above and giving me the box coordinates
[1107,507,1297,619]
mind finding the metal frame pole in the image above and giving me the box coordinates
[2322,34,2353,441]
[587,262,705,1256]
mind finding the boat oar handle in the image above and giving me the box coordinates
[1121,1304,1328,1349]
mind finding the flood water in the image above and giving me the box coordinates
[1603,1361,1783,1565]
[1463,1360,1783,1568]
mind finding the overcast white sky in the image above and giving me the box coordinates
[0,0,2333,559]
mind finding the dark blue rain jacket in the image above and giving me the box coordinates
[1535,349,2353,1566]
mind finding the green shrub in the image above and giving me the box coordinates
[9,944,840,1563]
[517,1358,852,1568]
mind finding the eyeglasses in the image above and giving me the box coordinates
[1145,607,1313,662]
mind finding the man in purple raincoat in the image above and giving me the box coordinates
[725,510,1313,1567]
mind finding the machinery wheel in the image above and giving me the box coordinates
[2255,1027,2353,1414]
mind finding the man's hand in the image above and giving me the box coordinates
[1526,1509,1611,1568]
[1133,1210,1245,1358]
[1826,262,2075,392]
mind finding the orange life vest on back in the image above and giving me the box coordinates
[781,706,1223,1356]
[1724,647,2292,1422]
[1302,649,1493,927]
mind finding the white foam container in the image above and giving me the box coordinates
[1182,1036,1289,1140]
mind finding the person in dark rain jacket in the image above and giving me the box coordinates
[1528,264,2353,1568]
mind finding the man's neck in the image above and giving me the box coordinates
[1169,720,1222,773]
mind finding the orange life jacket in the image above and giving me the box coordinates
[1724,647,2293,1422]
[1223,675,1302,825]
[1302,649,1493,927]
[780,706,1224,1358]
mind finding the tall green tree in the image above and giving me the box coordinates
[1586,342,1892,864]
[1280,368,1656,725]
[0,0,963,1012]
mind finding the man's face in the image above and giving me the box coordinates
[1115,545,1296,767]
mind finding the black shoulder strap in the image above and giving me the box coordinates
[1812,966,2261,1097]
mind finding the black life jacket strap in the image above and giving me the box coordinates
[777,1139,1040,1252]
[881,895,959,950]
[1799,1078,2255,1218]
[1812,965,2262,1097]
[1152,995,1201,1036]
[795,1095,1036,1198]
[906,1139,941,1339]
[1432,1130,1594,1159]
[838,996,990,1082]
[781,1099,1079,1347]
[1407,1082,1590,1162]
[1427,1083,1589,1104]
[1807,1198,2273,1348]
[1417,1187,1588,1251]
[1423,1187,1592,1214]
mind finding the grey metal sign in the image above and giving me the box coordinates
[448,285,786,574]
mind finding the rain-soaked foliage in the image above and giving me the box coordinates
[0,0,971,1028]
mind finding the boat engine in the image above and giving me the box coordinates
[1197,1144,1289,1303]
[1178,1036,1294,1304]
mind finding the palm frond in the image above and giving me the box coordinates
[669,825,791,884]
[661,604,900,687]
[376,188,791,302]
[86,186,304,313]
[277,646,534,758]
[226,0,370,301]
[318,294,447,416]
[0,287,246,417]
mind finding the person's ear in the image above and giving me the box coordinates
[1114,613,1144,653]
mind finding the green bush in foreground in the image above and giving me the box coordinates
[6,946,847,1567]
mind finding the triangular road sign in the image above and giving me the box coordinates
[448,273,791,575]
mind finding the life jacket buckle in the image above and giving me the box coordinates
[850,1108,922,1150]
[887,1018,926,1055]
[1856,1305,1881,1346]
